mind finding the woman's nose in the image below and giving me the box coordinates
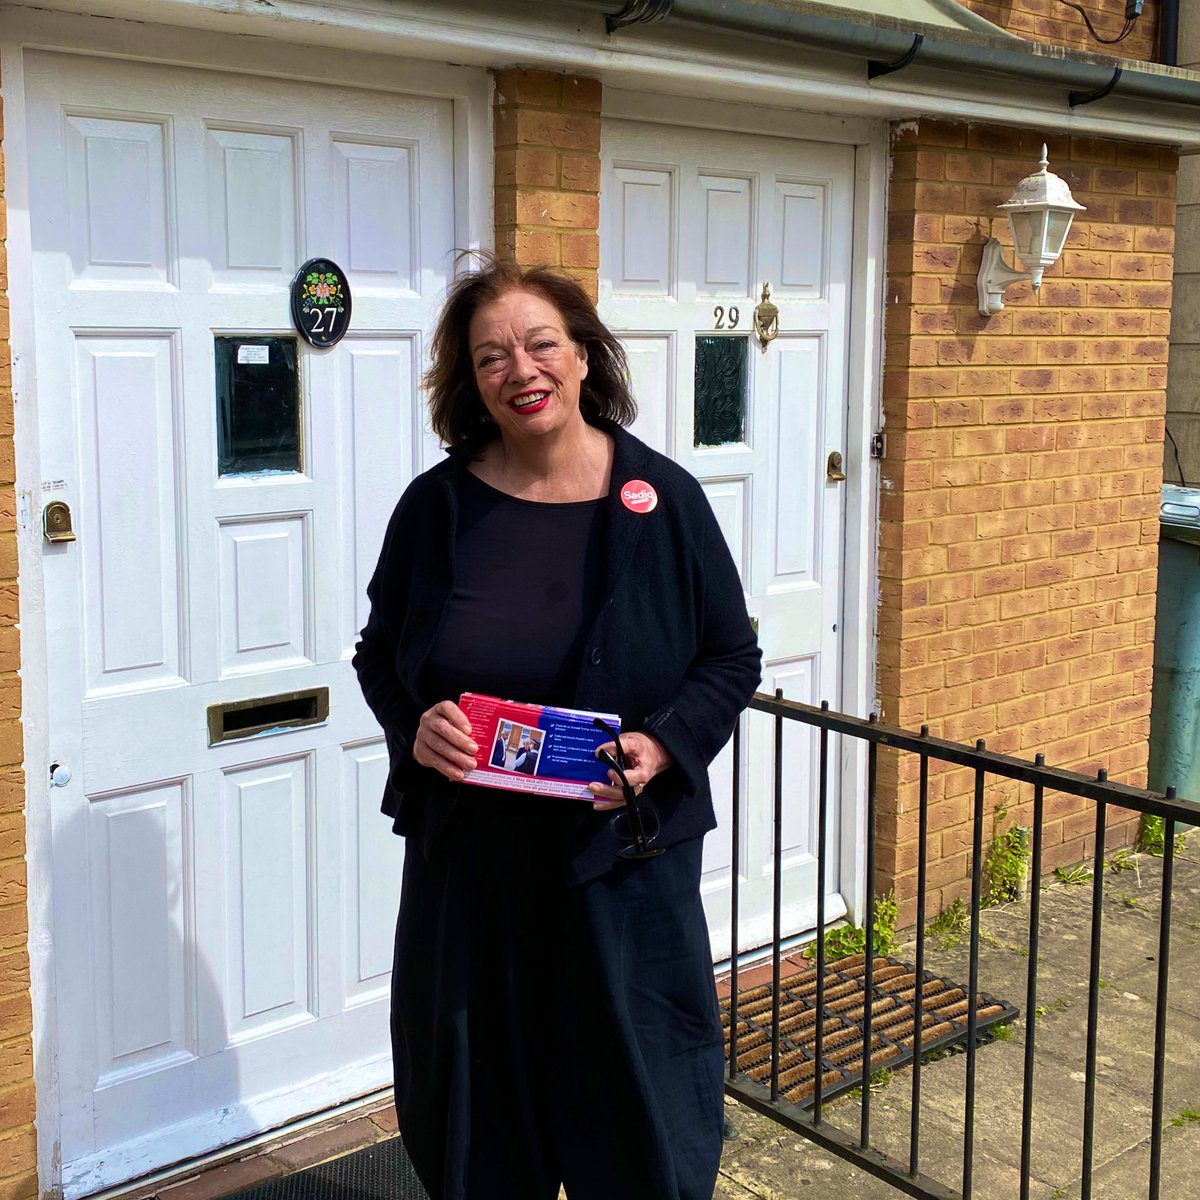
[507,346,538,381]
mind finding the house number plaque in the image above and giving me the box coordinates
[290,258,352,348]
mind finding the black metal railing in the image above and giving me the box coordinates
[723,691,1199,1200]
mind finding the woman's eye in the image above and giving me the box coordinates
[533,341,557,353]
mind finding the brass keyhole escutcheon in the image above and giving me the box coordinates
[826,451,847,483]
[43,500,76,543]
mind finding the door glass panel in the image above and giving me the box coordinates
[215,336,301,475]
[694,334,748,447]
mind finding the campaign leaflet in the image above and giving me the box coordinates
[459,692,620,800]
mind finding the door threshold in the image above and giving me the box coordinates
[713,928,815,975]
[88,1088,395,1200]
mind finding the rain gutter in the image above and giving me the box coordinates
[559,0,1200,111]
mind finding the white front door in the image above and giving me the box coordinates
[600,120,855,953]
[27,49,457,1194]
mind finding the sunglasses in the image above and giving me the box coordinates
[592,717,664,860]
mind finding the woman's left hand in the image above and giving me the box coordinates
[588,733,673,812]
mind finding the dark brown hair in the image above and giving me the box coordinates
[424,253,636,455]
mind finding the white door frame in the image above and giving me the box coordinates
[601,88,887,937]
[0,9,490,1193]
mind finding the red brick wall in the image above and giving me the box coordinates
[878,118,1175,921]
[0,74,35,1200]
[960,0,1161,60]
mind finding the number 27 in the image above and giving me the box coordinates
[309,308,339,333]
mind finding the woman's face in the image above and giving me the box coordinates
[468,288,589,444]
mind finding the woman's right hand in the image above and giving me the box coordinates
[412,700,478,781]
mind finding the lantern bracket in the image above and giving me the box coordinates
[977,239,1031,317]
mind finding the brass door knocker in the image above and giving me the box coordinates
[752,282,779,350]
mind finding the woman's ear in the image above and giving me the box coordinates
[576,343,588,382]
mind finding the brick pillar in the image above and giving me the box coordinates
[878,118,1174,924]
[0,69,35,1200]
[492,68,601,299]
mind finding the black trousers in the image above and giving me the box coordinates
[390,800,724,1200]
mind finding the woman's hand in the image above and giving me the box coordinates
[413,700,478,782]
[588,733,673,812]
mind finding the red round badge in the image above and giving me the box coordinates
[620,480,658,514]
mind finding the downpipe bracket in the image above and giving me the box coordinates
[867,33,924,80]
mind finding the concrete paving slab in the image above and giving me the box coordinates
[715,1096,1048,1200]
[1082,1116,1200,1200]
[908,1038,1161,1190]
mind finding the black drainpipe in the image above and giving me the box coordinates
[1160,0,1179,67]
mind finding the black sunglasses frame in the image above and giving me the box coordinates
[592,717,664,860]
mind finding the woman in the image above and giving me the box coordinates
[353,257,761,1200]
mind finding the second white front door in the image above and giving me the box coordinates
[600,118,856,953]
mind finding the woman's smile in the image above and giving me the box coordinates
[509,389,550,413]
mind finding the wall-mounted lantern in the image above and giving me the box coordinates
[976,144,1086,317]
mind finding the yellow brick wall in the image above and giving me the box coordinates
[879,118,1174,922]
[960,0,1161,61]
[0,79,35,1200]
[492,68,601,294]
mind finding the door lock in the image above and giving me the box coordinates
[43,500,76,543]
[826,451,847,483]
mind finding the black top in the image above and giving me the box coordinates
[418,469,607,709]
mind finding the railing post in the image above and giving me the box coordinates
[770,688,783,1102]
[1149,799,1177,1200]
[728,715,741,1083]
[1081,779,1108,1200]
[814,701,830,1125]
[963,743,986,1200]
[1019,760,1045,1200]
[861,713,878,1150]
[910,726,930,1178]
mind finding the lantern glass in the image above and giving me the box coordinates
[1009,209,1047,270]
[1043,209,1074,261]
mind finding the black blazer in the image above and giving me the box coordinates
[352,424,762,885]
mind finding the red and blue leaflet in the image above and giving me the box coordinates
[459,692,621,800]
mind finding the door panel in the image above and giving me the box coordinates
[600,120,855,954]
[28,49,455,1194]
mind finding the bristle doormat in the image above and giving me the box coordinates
[227,1137,429,1200]
[722,952,1019,1108]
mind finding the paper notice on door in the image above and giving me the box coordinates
[237,344,270,365]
